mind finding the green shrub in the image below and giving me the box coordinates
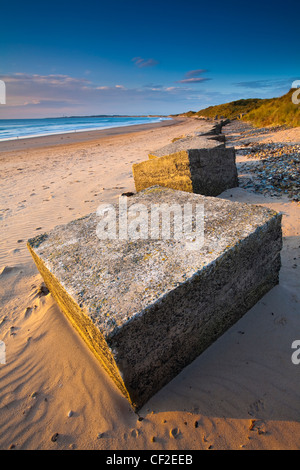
[179,88,300,128]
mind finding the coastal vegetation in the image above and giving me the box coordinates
[179,88,300,128]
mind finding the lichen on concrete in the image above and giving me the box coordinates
[133,122,238,196]
[27,186,282,409]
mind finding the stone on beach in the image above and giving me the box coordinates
[148,134,226,158]
[133,129,238,196]
[237,143,300,201]
[27,186,282,410]
[133,145,238,196]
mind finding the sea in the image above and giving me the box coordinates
[0,115,170,141]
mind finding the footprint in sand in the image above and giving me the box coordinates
[24,307,33,319]
[0,266,20,276]
[274,316,288,326]
[248,399,265,417]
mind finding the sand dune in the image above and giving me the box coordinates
[0,119,299,450]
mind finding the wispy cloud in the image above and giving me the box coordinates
[3,73,90,87]
[234,78,297,89]
[95,84,127,91]
[0,72,182,117]
[143,83,164,91]
[177,77,211,84]
[132,57,159,68]
[0,73,88,109]
[177,69,211,84]
[0,72,221,118]
[185,69,208,78]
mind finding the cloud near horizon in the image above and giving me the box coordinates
[0,72,211,118]
[0,71,293,119]
[3,71,288,119]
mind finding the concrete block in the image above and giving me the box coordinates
[148,135,225,159]
[133,142,238,196]
[27,186,282,410]
[133,120,236,196]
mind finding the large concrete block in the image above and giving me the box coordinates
[148,135,226,159]
[27,186,282,410]
[133,140,238,196]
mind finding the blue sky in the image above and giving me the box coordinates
[1,0,299,118]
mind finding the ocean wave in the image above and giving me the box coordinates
[0,116,170,141]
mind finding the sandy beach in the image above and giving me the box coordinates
[0,117,299,450]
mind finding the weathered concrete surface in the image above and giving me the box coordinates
[148,118,230,156]
[27,186,282,410]
[133,145,238,196]
[148,135,225,159]
[133,121,237,196]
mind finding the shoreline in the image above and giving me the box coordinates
[0,117,182,153]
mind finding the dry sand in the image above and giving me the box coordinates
[0,118,299,450]
[261,126,300,144]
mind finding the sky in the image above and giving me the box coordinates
[1,0,300,118]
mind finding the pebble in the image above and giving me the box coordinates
[237,142,300,201]
[67,410,73,418]
[51,432,59,442]
[249,419,256,431]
